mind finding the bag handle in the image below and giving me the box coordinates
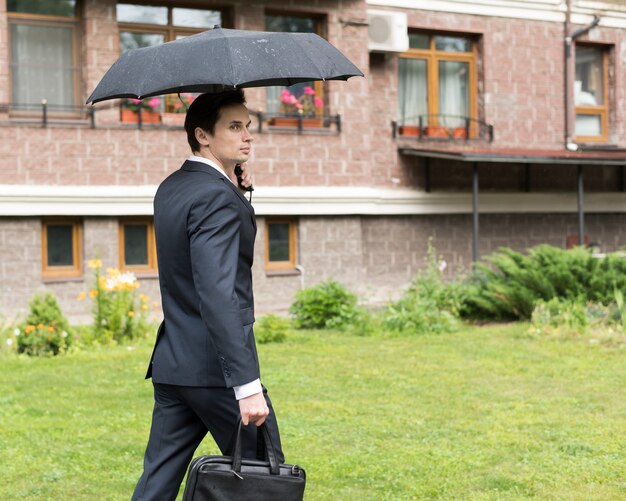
[231,418,280,475]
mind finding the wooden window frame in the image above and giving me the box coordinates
[41,218,83,279]
[399,32,478,136]
[265,218,297,271]
[264,11,327,120]
[575,44,609,143]
[117,3,231,44]
[7,5,82,117]
[118,217,157,274]
[117,3,230,113]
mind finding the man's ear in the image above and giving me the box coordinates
[195,127,211,147]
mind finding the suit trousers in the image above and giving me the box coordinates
[131,382,283,501]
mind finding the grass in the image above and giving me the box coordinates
[0,323,624,500]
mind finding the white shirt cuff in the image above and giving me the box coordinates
[233,378,262,400]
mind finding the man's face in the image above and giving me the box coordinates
[205,103,253,169]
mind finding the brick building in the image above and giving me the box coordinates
[0,0,625,321]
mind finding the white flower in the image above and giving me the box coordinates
[14,328,20,336]
[105,276,118,290]
[117,272,137,286]
[438,260,448,272]
[62,331,68,338]
[6,339,13,346]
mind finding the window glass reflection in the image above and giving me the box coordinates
[408,34,429,50]
[434,36,471,53]
[172,8,221,29]
[575,46,603,106]
[120,32,165,52]
[8,0,76,16]
[47,225,73,266]
[268,223,290,262]
[124,224,149,266]
[116,4,168,25]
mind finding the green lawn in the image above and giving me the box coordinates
[0,324,624,500]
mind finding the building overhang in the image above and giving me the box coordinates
[399,147,626,166]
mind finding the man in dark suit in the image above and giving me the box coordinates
[132,90,283,501]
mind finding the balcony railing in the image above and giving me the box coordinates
[249,111,342,134]
[392,115,494,142]
[0,101,342,134]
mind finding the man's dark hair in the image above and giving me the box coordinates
[184,89,246,152]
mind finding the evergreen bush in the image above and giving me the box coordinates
[460,245,626,320]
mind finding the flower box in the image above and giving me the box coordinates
[120,108,161,124]
[453,127,468,139]
[398,125,421,137]
[268,117,323,128]
[425,125,449,138]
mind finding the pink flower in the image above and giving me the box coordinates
[313,97,323,108]
[130,98,141,104]
[148,97,161,109]
[304,86,315,96]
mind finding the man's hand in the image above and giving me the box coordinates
[235,163,253,192]
[239,391,269,426]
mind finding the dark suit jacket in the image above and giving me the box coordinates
[146,159,259,388]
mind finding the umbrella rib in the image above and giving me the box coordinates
[222,30,237,88]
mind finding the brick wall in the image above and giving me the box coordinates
[1,1,625,322]
[255,212,626,313]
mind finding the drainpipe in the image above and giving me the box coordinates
[564,0,600,150]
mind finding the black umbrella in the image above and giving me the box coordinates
[86,27,363,104]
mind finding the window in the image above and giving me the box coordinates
[398,33,476,134]
[575,44,608,141]
[265,219,297,271]
[42,218,82,278]
[116,3,226,112]
[8,0,80,112]
[119,218,157,273]
[265,13,325,119]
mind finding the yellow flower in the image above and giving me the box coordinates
[47,326,55,333]
[128,311,135,317]
[89,289,99,298]
[141,304,149,311]
[25,325,35,334]
[107,267,119,276]
[77,291,87,301]
[139,294,149,302]
[87,259,102,269]
[37,323,44,329]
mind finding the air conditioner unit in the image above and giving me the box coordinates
[367,10,409,53]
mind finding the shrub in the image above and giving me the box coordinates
[290,280,360,329]
[254,314,289,344]
[460,245,626,321]
[382,243,460,335]
[529,294,626,347]
[17,293,72,356]
[79,259,154,343]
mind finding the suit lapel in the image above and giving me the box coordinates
[182,160,256,230]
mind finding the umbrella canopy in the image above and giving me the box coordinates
[87,27,363,104]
